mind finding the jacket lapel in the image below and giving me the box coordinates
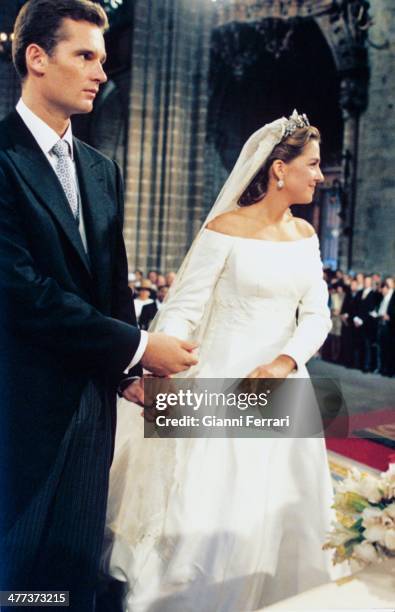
[6,112,91,277]
[73,139,112,311]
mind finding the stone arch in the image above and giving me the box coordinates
[205,0,371,269]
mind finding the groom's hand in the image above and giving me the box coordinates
[141,332,198,376]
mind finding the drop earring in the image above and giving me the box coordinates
[277,179,284,189]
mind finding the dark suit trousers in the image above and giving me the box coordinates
[0,381,112,611]
[377,322,394,375]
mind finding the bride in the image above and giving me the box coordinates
[102,111,345,611]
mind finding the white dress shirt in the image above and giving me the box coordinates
[378,289,394,316]
[16,98,147,371]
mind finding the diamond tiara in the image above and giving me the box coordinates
[283,109,310,138]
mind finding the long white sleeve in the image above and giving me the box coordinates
[155,229,232,340]
[281,237,331,371]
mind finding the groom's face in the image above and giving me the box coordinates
[37,18,107,118]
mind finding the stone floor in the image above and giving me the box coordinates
[308,357,395,415]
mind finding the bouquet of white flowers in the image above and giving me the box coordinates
[324,463,395,569]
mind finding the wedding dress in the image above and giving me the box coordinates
[103,228,342,611]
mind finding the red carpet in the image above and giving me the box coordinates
[325,409,395,472]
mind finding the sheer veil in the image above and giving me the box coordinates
[150,114,292,338]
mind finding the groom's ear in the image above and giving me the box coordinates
[25,43,49,78]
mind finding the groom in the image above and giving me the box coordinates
[0,0,196,608]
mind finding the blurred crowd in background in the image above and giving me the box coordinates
[322,269,395,377]
[128,269,175,331]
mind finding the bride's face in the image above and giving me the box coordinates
[283,139,324,204]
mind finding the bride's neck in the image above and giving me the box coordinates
[255,192,292,225]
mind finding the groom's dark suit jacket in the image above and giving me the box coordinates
[0,111,140,531]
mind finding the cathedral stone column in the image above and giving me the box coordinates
[337,79,364,271]
[123,0,214,273]
[350,0,395,274]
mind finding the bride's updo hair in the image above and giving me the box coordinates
[238,125,320,207]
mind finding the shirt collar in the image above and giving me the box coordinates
[16,98,74,160]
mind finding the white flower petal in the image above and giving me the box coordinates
[353,541,379,564]
[384,529,395,551]
[364,525,387,544]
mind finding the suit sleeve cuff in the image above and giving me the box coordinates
[124,330,148,372]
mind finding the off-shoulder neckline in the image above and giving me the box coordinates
[203,228,317,244]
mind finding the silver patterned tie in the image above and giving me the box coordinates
[52,140,80,222]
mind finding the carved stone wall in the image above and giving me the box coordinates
[351,0,395,274]
[123,0,214,273]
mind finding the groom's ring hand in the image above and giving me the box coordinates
[141,332,198,376]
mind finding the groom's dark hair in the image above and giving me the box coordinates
[12,0,108,81]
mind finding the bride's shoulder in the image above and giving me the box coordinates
[205,210,247,236]
[292,217,316,239]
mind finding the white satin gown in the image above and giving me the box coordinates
[103,229,342,611]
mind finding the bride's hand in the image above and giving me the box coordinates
[243,356,296,395]
[122,377,145,404]
[247,355,296,379]
[140,375,177,423]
